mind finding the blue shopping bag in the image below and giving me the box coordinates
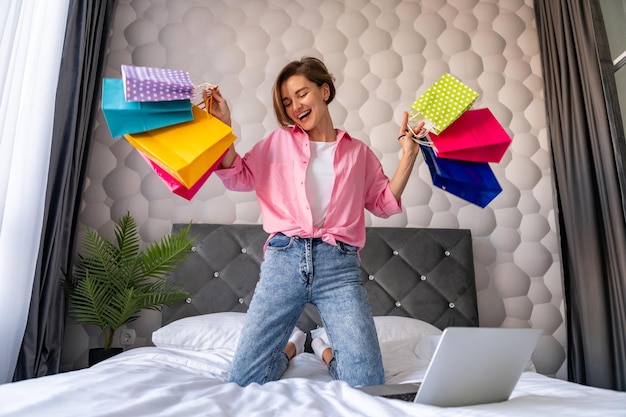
[420,144,502,208]
[101,78,193,138]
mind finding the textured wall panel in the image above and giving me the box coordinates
[62,0,566,378]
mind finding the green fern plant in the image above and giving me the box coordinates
[66,212,194,350]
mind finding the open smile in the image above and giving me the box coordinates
[297,110,311,121]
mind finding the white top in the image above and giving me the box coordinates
[305,140,337,228]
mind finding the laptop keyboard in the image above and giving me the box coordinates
[383,392,418,402]
[356,382,421,402]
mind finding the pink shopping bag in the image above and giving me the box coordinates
[139,149,227,200]
[428,108,512,163]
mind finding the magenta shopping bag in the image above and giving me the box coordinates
[139,149,227,201]
[428,108,512,163]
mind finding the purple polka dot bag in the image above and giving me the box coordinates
[121,64,195,102]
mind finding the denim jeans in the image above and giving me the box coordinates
[227,233,384,387]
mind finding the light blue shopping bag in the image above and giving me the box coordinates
[101,78,193,138]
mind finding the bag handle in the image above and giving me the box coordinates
[420,144,444,177]
[193,81,220,118]
[408,111,435,136]
[192,81,220,115]
[192,81,212,105]
[403,119,433,147]
[204,94,213,118]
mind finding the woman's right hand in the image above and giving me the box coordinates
[203,85,232,127]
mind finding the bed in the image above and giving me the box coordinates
[1,224,625,417]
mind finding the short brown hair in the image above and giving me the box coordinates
[272,56,336,127]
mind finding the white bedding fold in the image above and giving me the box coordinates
[1,347,625,417]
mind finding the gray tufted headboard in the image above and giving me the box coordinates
[163,224,478,349]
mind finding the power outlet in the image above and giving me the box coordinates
[120,328,136,346]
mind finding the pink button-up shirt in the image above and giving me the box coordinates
[215,125,402,248]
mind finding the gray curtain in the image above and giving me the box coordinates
[13,0,118,381]
[534,0,626,391]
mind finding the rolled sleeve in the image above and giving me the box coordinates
[214,154,254,191]
[366,185,403,218]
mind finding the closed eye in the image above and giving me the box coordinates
[282,88,309,108]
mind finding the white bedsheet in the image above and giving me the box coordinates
[1,347,625,417]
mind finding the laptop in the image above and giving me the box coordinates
[358,327,541,407]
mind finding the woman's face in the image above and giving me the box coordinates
[280,74,329,131]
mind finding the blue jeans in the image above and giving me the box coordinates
[227,234,384,387]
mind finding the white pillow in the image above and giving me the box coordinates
[311,316,442,345]
[311,316,442,377]
[380,339,432,382]
[152,312,246,351]
[373,316,442,344]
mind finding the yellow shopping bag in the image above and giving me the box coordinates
[409,73,479,135]
[124,103,236,188]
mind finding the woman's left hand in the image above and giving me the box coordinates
[397,111,424,156]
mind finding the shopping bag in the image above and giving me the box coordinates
[409,73,479,135]
[124,104,236,188]
[139,149,227,200]
[101,78,193,138]
[420,144,501,208]
[121,64,195,102]
[428,108,512,163]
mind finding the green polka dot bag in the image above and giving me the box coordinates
[409,73,479,135]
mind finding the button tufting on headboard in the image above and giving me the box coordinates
[163,225,478,337]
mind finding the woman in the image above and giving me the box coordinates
[207,56,424,387]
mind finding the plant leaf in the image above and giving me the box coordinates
[66,215,193,341]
